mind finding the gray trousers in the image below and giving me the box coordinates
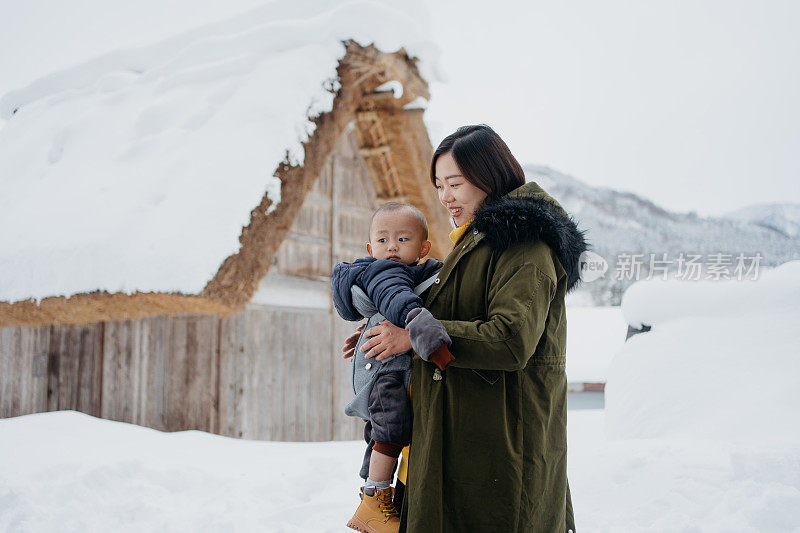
[358,371,412,479]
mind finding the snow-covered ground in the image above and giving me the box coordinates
[2,408,798,532]
[0,411,366,531]
[569,410,800,532]
[2,262,799,531]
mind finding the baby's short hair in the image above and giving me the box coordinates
[370,202,428,240]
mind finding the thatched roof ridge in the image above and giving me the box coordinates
[202,41,436,307]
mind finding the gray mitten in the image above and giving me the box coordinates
[405,307,452,361]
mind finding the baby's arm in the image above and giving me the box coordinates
[361,260,455,370]
[331,261,367,321]
[360,260,422,327]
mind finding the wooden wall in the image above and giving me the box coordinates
[0,131,378,442]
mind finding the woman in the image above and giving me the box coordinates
[348,125,585,532]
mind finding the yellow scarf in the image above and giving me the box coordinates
[448,218,475,244]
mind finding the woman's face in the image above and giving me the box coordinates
[434,152,488,227]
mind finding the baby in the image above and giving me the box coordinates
[332,202,454,532]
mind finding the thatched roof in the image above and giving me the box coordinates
[0,40,448,327]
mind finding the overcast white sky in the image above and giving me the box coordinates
[423,0,800,216]
[1,0,798,216]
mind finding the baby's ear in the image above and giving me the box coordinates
[419,240,432,259]
[366,242,373,257]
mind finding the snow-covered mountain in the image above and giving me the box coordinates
[722,202,800,238]
[526,165,800,305]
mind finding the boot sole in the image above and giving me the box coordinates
[347,514,399,533]
[346,515,372,533]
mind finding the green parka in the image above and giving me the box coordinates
[400,181,587,532]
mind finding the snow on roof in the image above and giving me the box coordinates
[402,96,429,110]
[374,80,404,99]
[620,260,800,328]
[606,260,800,442]
[0,0,440,303]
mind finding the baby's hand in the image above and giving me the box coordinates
[341,323,365,360]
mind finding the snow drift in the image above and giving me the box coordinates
[605,260,800,442]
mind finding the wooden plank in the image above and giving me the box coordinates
[275,238,331,279]
[217,312,245,438]
[100,319,135,424]
[0,327,17,417]
[283,310,302,440]
[94,322,104,416]
[100,317,163,428]
[359,144,391,157]
[233,306,335,442]
[309,311,333,441]
[139,316,166,430]
[47,323,103,416]
[332,316,366,441]
[288,201,332,239]
[0,326,50,417]
[269,307,285,440]
[240,306,274,440]
[356,110,379,122]
[163,314,218,432]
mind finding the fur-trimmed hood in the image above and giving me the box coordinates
[471,181,589,293]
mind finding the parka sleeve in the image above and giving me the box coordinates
[439,246,556,371]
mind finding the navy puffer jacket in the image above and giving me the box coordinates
[332,257,444,327]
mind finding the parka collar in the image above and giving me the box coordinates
[469,181,589,293]
[425,181,588,306]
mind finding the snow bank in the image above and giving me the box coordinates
[4,409,800,531]
[606,260,800,442]
[0,0,441,303]
[568,410,800,532]
[565,305,627,383]
[621,261,798,328]
[0,410,366,531]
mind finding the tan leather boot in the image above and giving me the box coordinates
[346,486,400,533]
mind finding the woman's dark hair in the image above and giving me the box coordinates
[430,124,526,203]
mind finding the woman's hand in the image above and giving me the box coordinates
[341,323,365,360]
[360,320,412,361]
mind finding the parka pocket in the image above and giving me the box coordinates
[471,368,502,385]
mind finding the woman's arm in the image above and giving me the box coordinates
[441,247,556,372]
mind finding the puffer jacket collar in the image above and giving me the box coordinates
[470,181,589,293]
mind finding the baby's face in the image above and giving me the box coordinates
[368,211,430,265]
